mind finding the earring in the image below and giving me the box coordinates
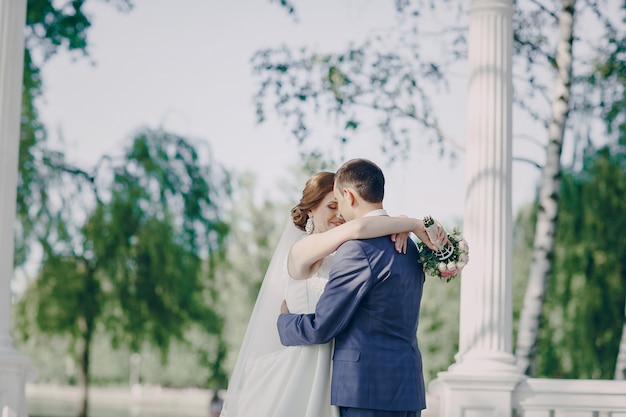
[305,217,314,235]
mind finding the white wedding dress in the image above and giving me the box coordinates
[236,255,338,417]
[221,222,339,417]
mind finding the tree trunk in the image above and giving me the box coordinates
[615,304,626,380]
[78,327,93,417]
[514,0,576,376]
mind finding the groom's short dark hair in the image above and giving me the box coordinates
[335,158,385,203]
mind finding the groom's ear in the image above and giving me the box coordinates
[345,188,358,207]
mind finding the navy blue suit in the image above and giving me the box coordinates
[277,235,426,415]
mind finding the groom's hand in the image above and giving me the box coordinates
[280,300,290,314]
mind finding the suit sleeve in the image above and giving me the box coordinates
[277,240,373,346]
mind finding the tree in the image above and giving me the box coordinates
[583,16,626,380]
[15,129,230,417]
[514,0,576,376]
[252,2,463,162]
[514,145,626,379]
[257,0,626,375]
[16,0,133,266]
[512,15,626,379]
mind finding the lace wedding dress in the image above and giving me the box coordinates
[221,221,339,417]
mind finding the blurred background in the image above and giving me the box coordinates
[10,0,626,416]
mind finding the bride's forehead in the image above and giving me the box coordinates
[321,193,337,204]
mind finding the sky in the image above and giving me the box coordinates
[37,0,541,226]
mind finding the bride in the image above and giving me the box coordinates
[220,171,443,417]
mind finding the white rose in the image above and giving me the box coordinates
[460,254,469,263]
[458,240,468,251]
[437,262,447,272]
[446,261,457,271]
[457,260,467,268]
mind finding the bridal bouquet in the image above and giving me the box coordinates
[417,216,469,282]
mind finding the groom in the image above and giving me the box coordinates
[277,158,426,417]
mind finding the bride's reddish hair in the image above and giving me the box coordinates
[291,171,335,231]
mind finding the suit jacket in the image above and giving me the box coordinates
[277,235,426,412]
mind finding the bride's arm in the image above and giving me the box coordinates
[288,216,433,279]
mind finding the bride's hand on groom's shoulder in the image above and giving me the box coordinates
[390,231,410,254]
[390,214,411,254]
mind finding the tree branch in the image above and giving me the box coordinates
[513,156,543,170]
[528,0,559,21]
[514,133,547,150]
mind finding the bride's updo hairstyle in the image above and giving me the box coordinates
[291,171,335,232]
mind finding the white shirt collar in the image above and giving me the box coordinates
[364,209,388,217]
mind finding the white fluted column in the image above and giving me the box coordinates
[430,1,523,416]
[1,0,35,416]
[456,0,517,370]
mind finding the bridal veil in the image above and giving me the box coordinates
[220,220,305,417]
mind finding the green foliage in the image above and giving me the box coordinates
[15,0,238,396]
[16,46,57,266]
[269,0,296,18]
[513,146,626,379]
[252,1,457,158]
[512,202,538,344]
[252,38,451,162]
[258,1,625,169]
[418,276,460,383]
[533,146,626,379]
[589,28,626,140]
[16,0,133,266]
[414,216,463,384]
[24,0,133,59]
[14,129,231,390]
[86,131,230,355]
